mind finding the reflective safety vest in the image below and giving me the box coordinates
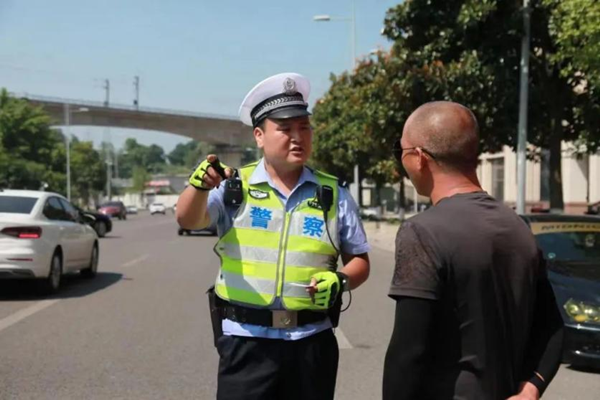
[214,162,340,311]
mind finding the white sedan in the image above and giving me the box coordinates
[149,202,167,215]
[0,189,99,294]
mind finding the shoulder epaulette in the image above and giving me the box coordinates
[240,160,260,170]
[313,169,338,181]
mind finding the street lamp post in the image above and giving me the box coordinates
[106,159,113,201]
[63,104,89,201]
[516,0,531,214]
[313,7,356,67]
[314,1,361,205]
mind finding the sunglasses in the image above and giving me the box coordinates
[392,139,437,162]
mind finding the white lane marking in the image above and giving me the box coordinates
[121,255,149,268]
[0,300,59,334]
[334,327,353,349]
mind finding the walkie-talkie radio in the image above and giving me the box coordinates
[210,158,243,206]
[316,185,334,213]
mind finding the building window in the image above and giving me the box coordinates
[491,158,505,201]
[540,149,550,202]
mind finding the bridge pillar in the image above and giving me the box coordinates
[214,145,247,168]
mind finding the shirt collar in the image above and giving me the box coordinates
[248,158,319,189]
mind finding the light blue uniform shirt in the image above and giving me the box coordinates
[207,159,370,341]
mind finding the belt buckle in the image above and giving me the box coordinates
[272,310,298,328]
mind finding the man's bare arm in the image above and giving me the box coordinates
[340,253,370,290]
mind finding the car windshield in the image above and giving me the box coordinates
[532,222,600,262]
[0,196,38,214]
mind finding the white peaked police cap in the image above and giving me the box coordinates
[238,72,311,127]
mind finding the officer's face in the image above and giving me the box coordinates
[254,117,313,168]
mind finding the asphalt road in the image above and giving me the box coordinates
[0,213,598,400]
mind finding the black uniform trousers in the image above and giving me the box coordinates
[216,329,339,400]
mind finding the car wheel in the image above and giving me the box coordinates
[95,221,107,238]
[81,244,99,279]
[178,229,183,236]
[38,251,62,295]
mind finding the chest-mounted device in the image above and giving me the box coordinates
[209,158,243,206]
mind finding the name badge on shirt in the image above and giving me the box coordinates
[249,189,269,200]
[308,200,323,210]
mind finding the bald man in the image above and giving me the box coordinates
[382,102,563,400]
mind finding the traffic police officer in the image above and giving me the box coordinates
[176,72,370,400]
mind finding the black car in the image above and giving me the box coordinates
[75,206,113,238]
[178,225,217,236]
[522,214,600,367]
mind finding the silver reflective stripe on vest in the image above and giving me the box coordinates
[233,204,285,232]
[217,271,276,294]
[282,283,313,298]
[218,243,280,264]
[285,251,336,268]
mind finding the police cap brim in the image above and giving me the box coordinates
[264,107,311,123]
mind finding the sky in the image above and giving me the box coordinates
[0,0,399,153]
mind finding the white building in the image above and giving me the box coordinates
[478,144,600,214]
[360,144,600,215]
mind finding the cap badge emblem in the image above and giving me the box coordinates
[283,78,297,95]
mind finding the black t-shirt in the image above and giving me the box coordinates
[389,192,542,399]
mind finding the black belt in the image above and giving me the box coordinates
[220,303,328,328]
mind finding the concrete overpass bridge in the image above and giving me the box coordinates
[17,94,253,166]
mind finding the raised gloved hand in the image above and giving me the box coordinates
[310,271,341,309]
[189,154,232,190]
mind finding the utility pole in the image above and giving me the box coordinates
[106,159,112,200]
[133,76,140,109]
[114,149,119,179]
[350,0,360,207]
[516,0,531,214]
[103,79,110,107]
[313,1,361,206]
[64,103,71,201]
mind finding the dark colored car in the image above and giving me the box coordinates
[75,206,113,238]
[522,214,600,367]
[98,201,127,220]
[178,225,217,236]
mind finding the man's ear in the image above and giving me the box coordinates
[254,126,264,149]
[416,148,428,172]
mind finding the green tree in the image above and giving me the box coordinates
[544,0,600,88]
[312,56,411,210]
[168,141,198,165]
[146,144,166,173]
[312,72,362,184]
[131,166,150,193]
[380,0,600,210]
[118,138,168,178]
[69,138,106,205]
[0,89,66,192]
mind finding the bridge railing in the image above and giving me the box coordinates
[11,92,239,122]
